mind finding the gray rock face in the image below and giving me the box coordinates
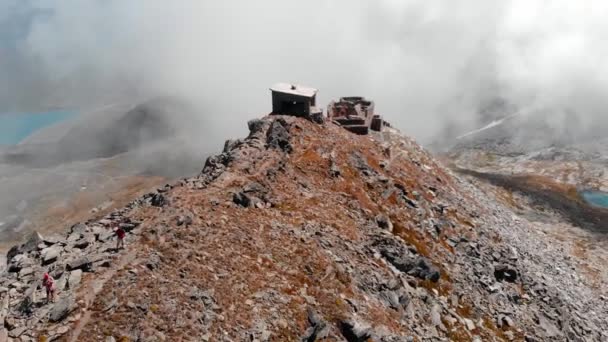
[309,112,324,124]
[72,234,95,249]
[8,326,26,338]
[150,193,167,207]
[41,246,61,265]
[69,223,88,235]
[43,234,63,245]
[233,192,254,208]
[145,252,161,271]
[494,264,518,283]
[49,296,75,322]
[17,283,36,314]
[66,257,92,272]
[97,229,114,242]
[329,160,341,178]
[176,215,193,226]
[339,319,371,342]
[233,183,269,208]
[301,308,328,342]
[266,118,292,153]
[223,139,242,153]
[7,254,33,273]
[247,119,266,136]
[67,270,83,289]
[374,236,441,282]
[375,214,393,231]
[22,231,44,253]
[6,231,44,263]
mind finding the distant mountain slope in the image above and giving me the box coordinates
[1,98,198,168]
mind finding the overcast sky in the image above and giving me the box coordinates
[1,1,608,143]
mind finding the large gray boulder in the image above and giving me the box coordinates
[67,270,83,289]
[21,231,43,253]
[6,231,44,264]
[66,257,92,272]
[49,296,75,322]
[41,246,62,265]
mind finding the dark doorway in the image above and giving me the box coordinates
[279,100,308,116]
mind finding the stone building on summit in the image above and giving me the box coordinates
[270,83,387,134]
[270,83,321,117]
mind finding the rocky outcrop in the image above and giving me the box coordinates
[0,197,145,340]
[1,115,606,341]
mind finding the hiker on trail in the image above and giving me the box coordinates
[115,226,126,250]
[43,273,56,303]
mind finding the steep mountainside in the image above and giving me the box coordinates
[1,116,606,341]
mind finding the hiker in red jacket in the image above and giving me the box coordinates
[43,273,56,303]
[115,226,126,250]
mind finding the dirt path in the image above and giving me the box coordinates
[68,249,139,342]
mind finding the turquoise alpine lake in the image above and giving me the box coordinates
[0,111,76,145]
[581,190,608,208]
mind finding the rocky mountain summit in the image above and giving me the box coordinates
[0,115,606,341]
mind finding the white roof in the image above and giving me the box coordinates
[270,83,318,98]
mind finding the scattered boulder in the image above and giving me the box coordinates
[538,314,562,338]
[375,237,440,282]
[301,308,328,342]
[329,160,341,178]
[430,304,443,327]
[176,215,193,227]
[464,318,476,331]
[201,152,230,183]
[223,139,242,153]
[410,257,441,282]
[97,230,114,242]
[8,254,34,273]
[375,214,393,231]
[119,221,139,232]
[233,184,266,208]
[266,119,292,153]
[8,326,26,338]
[42,234,63,246]
[7,231,44,263]
[18,267,35,279]
[66,257,92,272]
[494,264,518,283]
[233,192,254,208]
[309,112,324,124]
[22,231,44,253]
[146,252,162,271]
[247,119,266,136]
[49,296,75,322]
[350,152,375,177]
[150,193,167,207]
[17,283,36,314]
[339,319,372,342]
[67,270,83,289]
[69,223,88,235]
[6,246,21,265]
[73,234,95,249]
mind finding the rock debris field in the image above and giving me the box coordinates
[0,115,606,341]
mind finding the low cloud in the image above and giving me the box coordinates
[1,0,608,143]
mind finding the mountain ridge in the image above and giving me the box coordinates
[0,115,605,341]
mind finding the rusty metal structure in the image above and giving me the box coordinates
[327,97,384,135]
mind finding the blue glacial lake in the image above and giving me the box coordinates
[581,191,608,208]
[0,111,76,145]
